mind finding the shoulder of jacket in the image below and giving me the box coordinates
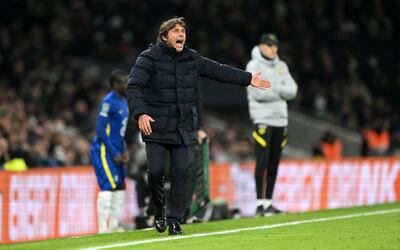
[139,44,163,61]
[102,92,114,101]
[184,47,201,60]
[99,95,114,111]
[104,93,119,104]
[246,59,259,70]
[247,59,258,66]
[277,60,288,68]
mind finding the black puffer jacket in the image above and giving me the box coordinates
[127,43,252,146]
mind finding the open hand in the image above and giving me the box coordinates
[250,72,271,90]
[138,114,155,136]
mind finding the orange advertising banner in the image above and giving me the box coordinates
[210,158,400,216]
[1,158,400,244]
[0,167,138,244]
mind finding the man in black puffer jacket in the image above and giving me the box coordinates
[126,17,270,235]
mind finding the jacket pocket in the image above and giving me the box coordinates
[147,104,169,132]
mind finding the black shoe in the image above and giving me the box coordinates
[264,205,286,216]
[168,222,184,235]
[255,205,265,217]
[154,206,167,233]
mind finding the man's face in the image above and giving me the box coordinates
[114,76,128,96]
[163,24,186,52]
[260,43,279,59]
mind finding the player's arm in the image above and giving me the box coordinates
[96,102,122,162]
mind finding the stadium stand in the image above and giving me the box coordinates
[0,0,398,169]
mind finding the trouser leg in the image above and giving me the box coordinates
[253,125,272,199]
[167,144,189,224]
[184,144,197,221]
[265,127,285,199]
[145,142,168,208]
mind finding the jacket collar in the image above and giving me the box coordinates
[251,46,280,67]
[159,42,178,56]
[152,42,196,61]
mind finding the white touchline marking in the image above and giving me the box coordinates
[79,208,400,250]
[70,228,153,239]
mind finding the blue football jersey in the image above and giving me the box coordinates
[92,91,129,157]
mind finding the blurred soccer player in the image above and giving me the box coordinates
[127,17,271,235]
[246,33,298,216]
[90,69,129,233]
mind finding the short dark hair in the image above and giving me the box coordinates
[157,17,186,43]
[109,69,128,87]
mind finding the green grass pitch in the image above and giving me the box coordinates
[2,202,399,250]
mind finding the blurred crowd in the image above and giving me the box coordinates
[0,0,399,168]
[0,67,105,168]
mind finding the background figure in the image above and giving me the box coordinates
[246,33,298,216]
[90,69,130,233]
[361,118,391,156]
[312,131,342,160]
[126,17,270,235]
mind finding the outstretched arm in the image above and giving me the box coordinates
[197,56,271,90]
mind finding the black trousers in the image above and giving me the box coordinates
[253,125,286,200]
[145,142,189,224]
[184,143,198,220]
